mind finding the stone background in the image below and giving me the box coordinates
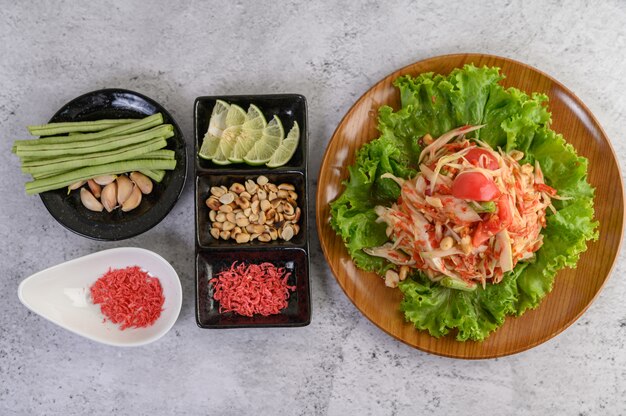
[1,1,625,415]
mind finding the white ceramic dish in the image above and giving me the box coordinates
[17,247,182,347]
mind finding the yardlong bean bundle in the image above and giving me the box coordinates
[14,113,164,148]
[13,112,177,195]
[24,138,168,178]
[27,118,136,136]
[25,159,176,194]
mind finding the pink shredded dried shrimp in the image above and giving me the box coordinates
[90,266,165,330]
[209,261,295,317]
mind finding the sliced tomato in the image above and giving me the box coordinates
[496,194,513,228]
[471,195,512,246]
[452,172,500,201]
[472,223,488,246]
[465,148,499,170]
[472,216,501,246]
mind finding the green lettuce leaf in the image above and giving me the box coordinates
[329,136,415,272]
[399,265,522,341]
[514,127,598,313]
[329,64,598,341]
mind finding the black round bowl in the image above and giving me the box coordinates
[38,89,187,241]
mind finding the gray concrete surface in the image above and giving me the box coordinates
[1,1,625,415]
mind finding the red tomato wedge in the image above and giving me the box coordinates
[452,172,500,201]
[465,148,499,170]
[472,220,497,247]
[496,194,513,228]
[471,195,513,246]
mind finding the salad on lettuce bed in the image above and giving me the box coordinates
[329,64,598,341]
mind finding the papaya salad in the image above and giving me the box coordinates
[366,124,564,291]
[329,65,597,341]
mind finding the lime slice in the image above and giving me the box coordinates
[242,104,266,131]
[266,121,299,167]
[211,145,232,165]
[225,104,246,128]
[229,105,267,163]
[229,131,256,163]
[206,100,230,137]
[243,116,284,165]
[218,125,241,162]
[217,105,246,163]
[198,133,221,160]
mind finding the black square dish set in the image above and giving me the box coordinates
[194,95,311,328]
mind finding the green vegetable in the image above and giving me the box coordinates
[25,159,176,195]
[15,125,173,158]
[23,138,168,178]
[27,118,135,136]
[13,113,164,148]
[139,150,176,160]
[140,169,166,182]
[399,266,521,341]
[330,64,598,341]
[440,276,477,291]
[472,201,496,213]
[330,136,414,272]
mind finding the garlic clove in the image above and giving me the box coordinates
[92,174,117,186]
[87,179,101,198]
[130,171,153,195]
[80,188,103,212]
[67,180,86,193]
[101,182,118,213]
[116,175,133,205]
[121,185,142,212]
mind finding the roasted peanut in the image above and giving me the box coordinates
[206,175,302,242]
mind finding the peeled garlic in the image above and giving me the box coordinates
[121,185,142,212]
[116,175,133,205]
[101,182,117,213]
[80,188,103,212]
[130,171,153,194]
[68,180,86,193]
[87,179,101,198]
[92,174,117,186]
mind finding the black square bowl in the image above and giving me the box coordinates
[196,171,307,249]
[194,94,307,172]
[196,248,311,328]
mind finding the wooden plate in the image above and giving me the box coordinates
[316,53,625,359]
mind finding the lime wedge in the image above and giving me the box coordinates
[225,104,246,127]
[229,105,267,163]
[243,116,284,165]
[242,104,266,131]
[206,99,230,137]
[218,125,241,162]
[211,145,232,165]
[198,133,221,160]
[229,131,256,163]
[209,104,246,165]
[266,121,299,167]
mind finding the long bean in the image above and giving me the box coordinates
[140,150,176,160]
[27,118,135,136]
[14,113,164,148]
[24,138,168,177]
[140,169,166,182]
[21,138,171,167]
[16,125,173,158]
[25,159,177,195]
